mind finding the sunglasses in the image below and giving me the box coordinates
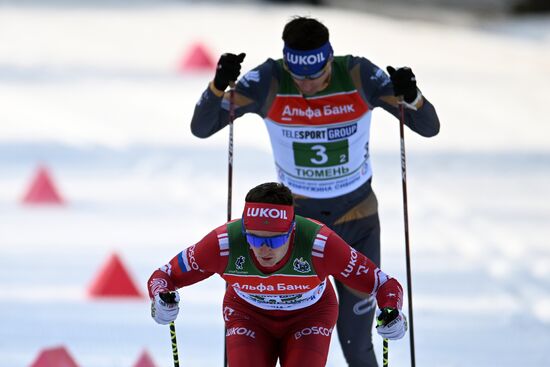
[285,60,331,81]
[242,221,295,249]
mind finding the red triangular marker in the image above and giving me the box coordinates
[29,346,79,367]
[133,349,157,367]
[22,166,64,205]
[88,253,143,298]
[179,42,216,72]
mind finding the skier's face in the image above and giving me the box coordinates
[247,229,291,267]
[291,61,332,96]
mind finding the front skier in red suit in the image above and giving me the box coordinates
[148,182,407,367]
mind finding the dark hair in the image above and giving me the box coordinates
[282,16,329,50]
[245,182,294,206]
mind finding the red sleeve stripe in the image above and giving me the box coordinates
[218,232,229,256]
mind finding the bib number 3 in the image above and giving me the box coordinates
[293,141,349,168]
[310,145,328,165]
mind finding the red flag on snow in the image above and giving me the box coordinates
[22,166,64,205]
[88,253,144,299]
[29,346,79,367]
[133,349,157,367]
[179,42,216,72]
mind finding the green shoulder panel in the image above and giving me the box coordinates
[224,216,322,277]
[225,219,256,275]
[293,215,322,256]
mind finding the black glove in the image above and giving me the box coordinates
[376,307,399,326]
[386,66,418,103]
[159,291,179,304]
[213,52,246,92]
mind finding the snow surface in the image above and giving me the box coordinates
[0,1,549,366]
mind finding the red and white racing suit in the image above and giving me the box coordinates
[148,220,402,367]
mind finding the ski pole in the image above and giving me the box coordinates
[223,84,236,367]
[383,338,389,366]
[169,321,180,367]
[398,103,416,367]
[159,292,180,367]
[227,85,235,224]
[377,308,394,367]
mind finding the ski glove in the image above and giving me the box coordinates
[386,66,421,106]
[151,291,180,325]
[376,307,407,340]
[213,52,246,92]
